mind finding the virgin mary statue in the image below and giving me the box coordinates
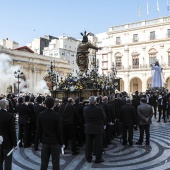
[151,61,163,87]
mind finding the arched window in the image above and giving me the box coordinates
[167,48,170,66]
[148,48,158,65]
[115,52,122,69]
[132,51,140,69]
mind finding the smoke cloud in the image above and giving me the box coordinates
[0,53,49,95]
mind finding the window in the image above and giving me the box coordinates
[116,37,121,45]
[72,61,74,64]
[132,56,139,68]
[71,53,74,57]
[64,45,67,49]
[67,52,70,57]
[116,56,122,67]
[49,52,53,56]
[168,52,170,66]
[62,51,65,56]
[133,34,138,42]
[167,29,170,38]
[54,52,58,56]
[149,54,156,65]
[150,31,155,40]
[102,54,108,61]
[69,46,71,50]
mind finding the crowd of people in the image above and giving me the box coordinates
[0,90,170,170]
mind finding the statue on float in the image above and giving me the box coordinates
[151,61,163,87]
[76,31,101,75]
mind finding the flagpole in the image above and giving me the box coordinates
[146,0,149,20]
[157,0,159,18]
[138,2,141,21]
[167,0,169,16]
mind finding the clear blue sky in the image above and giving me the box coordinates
[0,0,169,46]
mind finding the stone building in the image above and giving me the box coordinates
[94,16,170,94]
[43,36,80,76]
[0,38,19,49]
[27,35,57,55]
[0,45,70,95]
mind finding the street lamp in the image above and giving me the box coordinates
[47,60,56,91]
[14,69,24,95]
[110,62,121,93]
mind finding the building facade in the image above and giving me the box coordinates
[0,45,70,95]
[27,35,57,55]
[43,36,80,76]
[94,16,170,94]
[0,38,19,49]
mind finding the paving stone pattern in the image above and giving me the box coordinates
[12,119,170,170]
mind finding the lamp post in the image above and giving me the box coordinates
[110,62,121,93]
[14,69,24,95]
[47,60,56,91]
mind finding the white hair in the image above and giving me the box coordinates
[0,99,9,110]
[89,96,96,105]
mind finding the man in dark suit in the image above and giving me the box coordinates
[73,97,85,147]
[59,97,79,155]
[34,96,46,150]
[35,97,63,170]
[16,97,31,148]
[120,98,136,146]
[149,93,158,118]
[136,98,153,145]
[0,99,17,170]
[83,96,106,163]
[33,96,46,121]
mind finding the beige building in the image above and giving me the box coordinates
[0,38,19,49]
[94,16,170,94]
[43,36,80,76]
[0,45,70,95]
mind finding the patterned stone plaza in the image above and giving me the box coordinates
[12,118,170,170]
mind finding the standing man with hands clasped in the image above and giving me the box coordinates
[83,96,106,163]
[136,98,153,146]
[35,97,63,170]
[0,99,17,170]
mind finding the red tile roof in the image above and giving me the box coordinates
[14,46,34,53]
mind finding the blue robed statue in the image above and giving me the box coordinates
[151,61,163,88]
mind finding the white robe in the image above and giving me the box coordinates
[151,65,162,87]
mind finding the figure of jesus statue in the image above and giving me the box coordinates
[151,61,163,88]
[76,31,101,75]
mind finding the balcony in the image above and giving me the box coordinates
[102,58,108,62]
[116,66,124,70]
[116,41,121,45]
[132,65,139,69]
[102,66,108,70]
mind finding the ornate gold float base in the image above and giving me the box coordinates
[51,89,112,100]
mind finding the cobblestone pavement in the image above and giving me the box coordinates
[11,118,170,170]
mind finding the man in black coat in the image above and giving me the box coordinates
[83,96,106,163]
[0,99,17,170]
[73,97,85,147]
[35,97,63,170]
[120,98,136,146]
[149,93,158,118]
[34,96,46,150]
[59,97,79,155]
[33,96,46,121]
[16,97,31,148]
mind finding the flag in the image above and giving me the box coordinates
[138,4,141,16]
[167,0,169,11]
[147,2,149,15]
[157,0,159,12]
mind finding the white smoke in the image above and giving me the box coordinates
[32,80,49,95]
[0,53,20,94]
[0,53,49,95]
